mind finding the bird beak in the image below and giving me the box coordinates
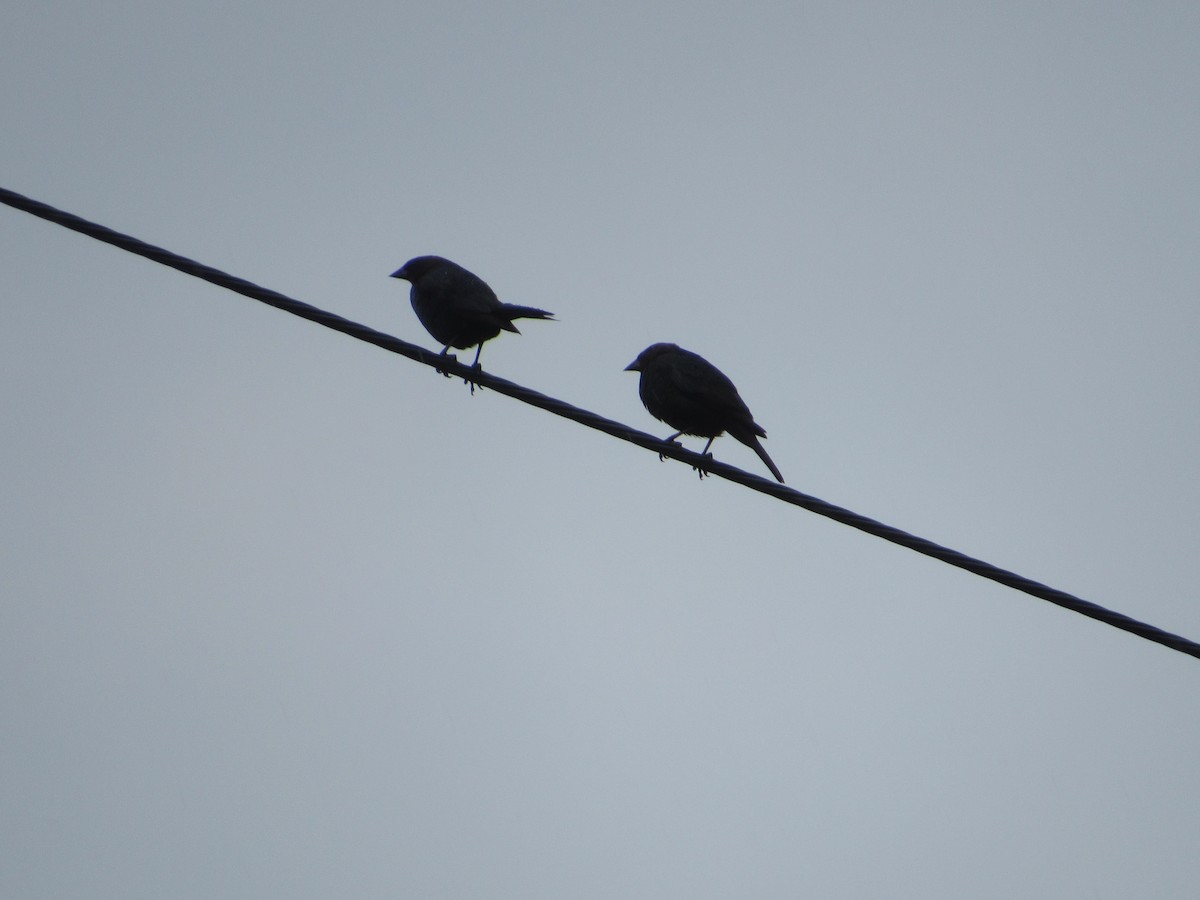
[624,360,640,372]
[390,267,408,280]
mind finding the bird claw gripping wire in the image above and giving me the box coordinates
[656,439,711,479]
[657,438,681,463]
[435,349,457,379]
[464,363,484,396]
[432,351,483,395]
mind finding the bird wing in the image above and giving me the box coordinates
[446,272,503,316]
[666,350,754,417]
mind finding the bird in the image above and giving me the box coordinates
[625,343,784,483]
[390,256,554,385]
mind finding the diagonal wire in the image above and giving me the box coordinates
[4,185,1198,661]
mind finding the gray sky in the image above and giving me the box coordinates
[3,2,1199,897]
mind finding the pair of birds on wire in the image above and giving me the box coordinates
[391,255,784,483]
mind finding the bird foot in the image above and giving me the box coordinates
[691,452,714,480]
[465,363,484,396]
[657,438,683,462]
[434,351,457,379]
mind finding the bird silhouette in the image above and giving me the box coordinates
[625,342,784,483]
[391,256,553,389]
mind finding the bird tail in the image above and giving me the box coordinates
[749,436,785,483]
[499,304,555,333]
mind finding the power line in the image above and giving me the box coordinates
[3,185,1198,661]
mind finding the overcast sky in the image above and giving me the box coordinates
[3,2,1200,897]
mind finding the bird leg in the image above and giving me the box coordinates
[690,437,716,479]
[435,346,456,378]
[465,344,485,395]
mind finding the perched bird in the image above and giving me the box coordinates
[625,343,784,483]
[390,255,554,373]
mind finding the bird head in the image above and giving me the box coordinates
[624,342,680,372]
[390,255,448,282]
